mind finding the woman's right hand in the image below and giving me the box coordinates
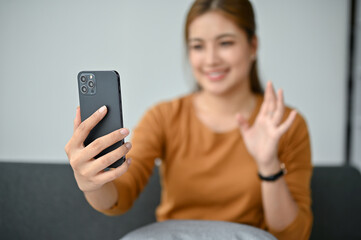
[64,105,132,193]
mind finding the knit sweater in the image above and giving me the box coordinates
[94,94,313,240]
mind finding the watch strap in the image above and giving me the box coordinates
[258,163,287,181]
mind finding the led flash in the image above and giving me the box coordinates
[90,75,93,79]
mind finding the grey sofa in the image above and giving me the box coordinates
[0,162,360,240]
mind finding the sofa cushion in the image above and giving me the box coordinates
[121,220,277,240]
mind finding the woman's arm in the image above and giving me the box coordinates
[83,181,119,211]
[237,81,312,239]
[258,159,298,230]
[93,103,167,216]
[64,106,132,212]
[260,116,313,240]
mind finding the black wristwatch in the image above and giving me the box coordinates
[258,163,287,181]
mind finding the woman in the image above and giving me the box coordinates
[64,0,313,239]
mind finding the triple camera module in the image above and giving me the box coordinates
[79,74,96,95]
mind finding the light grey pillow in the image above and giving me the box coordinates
[120,220,277,240]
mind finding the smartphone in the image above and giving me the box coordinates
[77,70,125,168]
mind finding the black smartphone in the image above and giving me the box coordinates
[77,70,125,168]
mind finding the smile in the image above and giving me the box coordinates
[205,69,229,81]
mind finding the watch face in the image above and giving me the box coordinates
[280,162,287,174]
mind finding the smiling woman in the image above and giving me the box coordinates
[188,12,256,96]
[185,0,263,95]
[64,1,313,240]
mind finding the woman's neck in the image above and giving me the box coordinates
[196,81,257,118]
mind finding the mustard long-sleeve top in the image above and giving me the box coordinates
[94,94,313,240]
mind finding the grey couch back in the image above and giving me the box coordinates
[0,162,360,240]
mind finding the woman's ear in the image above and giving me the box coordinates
[251,35,258,58]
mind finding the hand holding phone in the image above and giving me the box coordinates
[65,106,132,193]
[64,70,131,193]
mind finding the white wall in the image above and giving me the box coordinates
[252,0,350,165]
[0,0,350,166]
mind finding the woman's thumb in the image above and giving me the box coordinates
[236,113,249,134]
[73,106,81,133]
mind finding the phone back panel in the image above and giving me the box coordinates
[77,70,125,168]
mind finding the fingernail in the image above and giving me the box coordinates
[127,158,132,165]
[99,105,106,113]
[120,128,129,135]
[125,142,132,149]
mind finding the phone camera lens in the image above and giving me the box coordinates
[80,76,86,83]
[88,81,94,88]
[81,86,88,93]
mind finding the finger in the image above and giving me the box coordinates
[259,82,270,116]
[266,81,277,113]
[81,128,130,163]
[89,142,132,176]
[236,113,249,135]
[65,106,82,158]
[95,158,132,184]
[277,110,297,136]
[73,106,81,133]
[259,98,268,117]
[272,89,285,125]
[260,81,274,117]
[73,105,108,147]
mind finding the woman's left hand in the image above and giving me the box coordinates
[236,81,297,174]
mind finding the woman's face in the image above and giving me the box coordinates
[188,11,257,96]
